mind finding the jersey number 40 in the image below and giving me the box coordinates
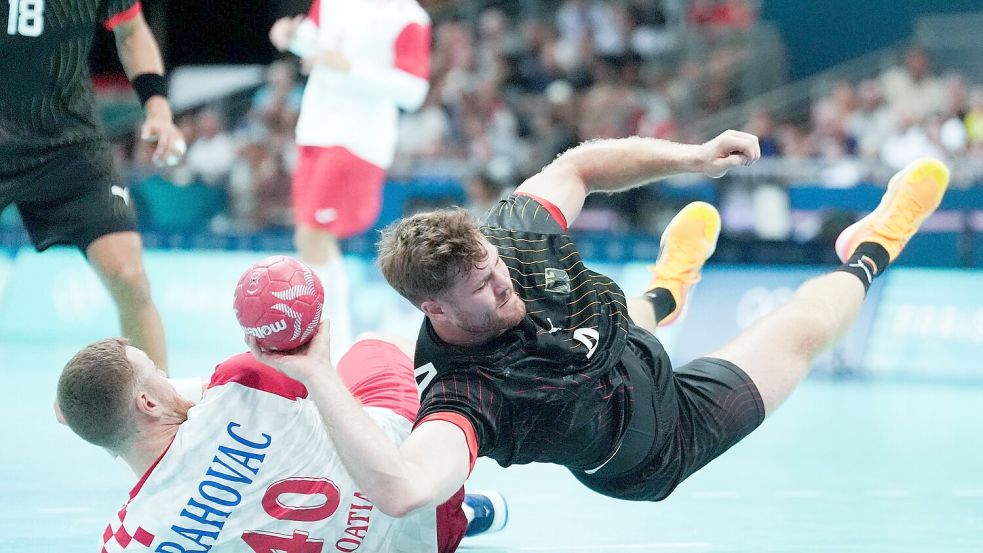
[7,0,44,37]
[241,477,342,553]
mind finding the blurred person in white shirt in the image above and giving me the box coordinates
[269,0,431,359]
[184,109,237,186]
[880,45,946,122]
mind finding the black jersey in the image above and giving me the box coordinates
[0,0,137,174]
[415,194,675,470]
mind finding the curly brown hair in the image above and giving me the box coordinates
[377,208,487,305]
[57,338,137,450]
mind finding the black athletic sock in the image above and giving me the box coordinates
[645,287,677,322]
[836,242,891,293]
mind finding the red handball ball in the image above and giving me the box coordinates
[233,256,325,351]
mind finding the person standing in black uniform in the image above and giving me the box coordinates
[248,133,948,516]
[1,0,184,370]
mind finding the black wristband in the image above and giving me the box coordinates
[132,73,168,105]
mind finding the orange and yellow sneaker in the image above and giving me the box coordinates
[646,201,721,327]
[835,158,950,266]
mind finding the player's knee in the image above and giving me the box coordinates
[783,300,836,357]
[101,263,152,302]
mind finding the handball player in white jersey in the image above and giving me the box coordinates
[269,0,432,358]
[56,334,505,552]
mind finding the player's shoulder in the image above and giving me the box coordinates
[414,320,478,374]
[209,352,308,400]
[482,194,567,237]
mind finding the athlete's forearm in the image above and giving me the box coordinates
[303,371,452,517]
[113,14,165,80]
[551,136,703,194]
[344,65,429,111]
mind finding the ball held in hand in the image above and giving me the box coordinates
[233,256,325,351]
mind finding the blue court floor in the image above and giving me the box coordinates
[1,343,981,552]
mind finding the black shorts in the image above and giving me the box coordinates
[0,140,136,252]
[573,330,766,501]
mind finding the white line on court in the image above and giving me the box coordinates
[866,489,911,498]
[691,491,739,499]
[511,543,712,551]
[775,490,825,498]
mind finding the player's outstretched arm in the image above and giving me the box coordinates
[112,13,185,166]
[515,130,761,226]
[250,323,470,518]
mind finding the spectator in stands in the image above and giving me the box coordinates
[811,91,857,157]
[696,48,744,118]
[688,0,755,31]
[555,0,606,46]
[965,87,983,146]
[225,140,293,231]
[626,0,673,57]
[518,82,579,177]
[880,112,945,171]
[184,109,237,186]
[465,169,510,220]
[634,68,678,139]
[591,2,631,57]
[777,124,812,161]
[394,85,452,171]
[880,46,947,122]
[515,19,563,93]
[846,79,896,160]
[938,75,970,156]
[476,8,514,75]
[578,76,640,140]
[249,60,303,136]
[112,4,983,240]
[745,109,780,157]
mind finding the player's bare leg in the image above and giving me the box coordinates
[628,201,721,334]
[295,222,342,267]
[295,222,353,359]
[708,272,864,413]
[87,231,167,373]
[708,159,949,414]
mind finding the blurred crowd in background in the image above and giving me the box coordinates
[99,0,983,240]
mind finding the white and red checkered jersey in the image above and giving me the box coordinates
[99,346,453,553]
[290,0,431,168]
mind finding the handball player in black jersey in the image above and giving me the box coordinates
[250,132,948,514]
[1,0,184,370]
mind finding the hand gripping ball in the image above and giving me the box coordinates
[233,256,325,351]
